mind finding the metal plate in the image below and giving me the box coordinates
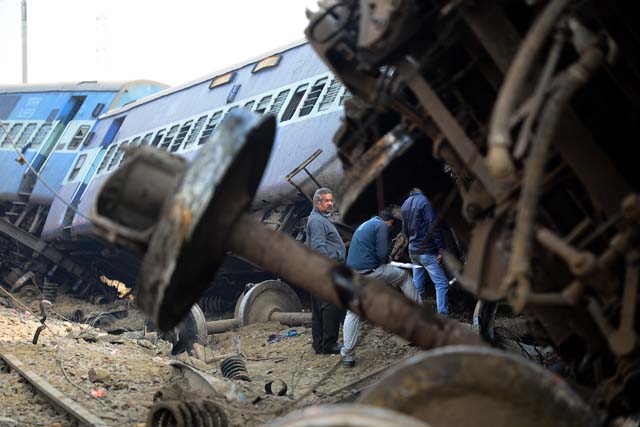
[234,280,302,326]
[268,404,431,427]
[336,127,414,224]
[137,110,276,331]
[358,346,597,427]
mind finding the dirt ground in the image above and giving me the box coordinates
[0,294,421,427]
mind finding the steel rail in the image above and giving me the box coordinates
[0,351,110,427]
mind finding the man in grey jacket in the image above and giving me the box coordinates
[306,188,346,354]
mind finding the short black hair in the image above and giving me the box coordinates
[379,207,395,222]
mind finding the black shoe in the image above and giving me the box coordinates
[323,343,342,355]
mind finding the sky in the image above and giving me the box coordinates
[0,0,318,86]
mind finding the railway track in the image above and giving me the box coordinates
[0,351,110,427]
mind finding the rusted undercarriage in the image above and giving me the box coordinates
[306,0,640,416]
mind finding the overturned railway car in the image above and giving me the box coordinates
[1,42,351,303]
[303,0,640,420]
[0,81,167,293]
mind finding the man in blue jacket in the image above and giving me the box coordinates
[306,188,346,354]
[341,208,421,367]
[401,188,449,315]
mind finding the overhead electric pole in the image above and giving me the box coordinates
[21,0,27,83]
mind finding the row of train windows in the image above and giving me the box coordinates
[94,78,351,176]
[0,122,91,151]
[0,122,54,149]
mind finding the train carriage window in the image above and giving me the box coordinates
[16,123,37,147]
[209,72,235,89]
[199,111,222,145]
[223,106,239,120]
[31,123,52,147]
[130,136,141,146]
[97,144,117,174]
[184,115,207,149]
[270,90,290,117]
[299,77,328,117]
[107,142,127,171]
[0,123,23,147]
[151,129,166,148]
[140,133,153,146]
[68,125,90,150]
[68,154,87,181]
[92,103,106,117]
[159,125,179,151]
[252,55,281,73]
[171,121,192,152]
[281,84,309,122]
[118,142,130,166]
[255,95,272,115]
[318,79,342,112]
[339,88,352,106]
[243,101,255,111]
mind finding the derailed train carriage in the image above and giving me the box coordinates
[95,0,640,425]
[1,43,354,304]
[302,0,640,421]
[44,41,353,305]
[0,81,167,296]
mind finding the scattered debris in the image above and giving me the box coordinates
[220,357,251,382]
[88,367,111,383]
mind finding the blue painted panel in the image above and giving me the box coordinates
[4,92,114,121]
[31,152,77,204]
[0,151,36,199]
[41,183,76,240]
[70,174,107,237]
[72,92,119,120]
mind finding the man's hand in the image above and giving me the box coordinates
[390,232,408,260]
[436,254,442,263]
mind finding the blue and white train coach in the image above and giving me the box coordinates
[1,41,350,301]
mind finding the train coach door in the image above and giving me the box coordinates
[62,117,124,233]
[31,96,87,172]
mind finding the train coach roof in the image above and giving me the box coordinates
[0,80,166,94]
[101,38,308,118]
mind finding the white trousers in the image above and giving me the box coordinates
[341,264,421,356]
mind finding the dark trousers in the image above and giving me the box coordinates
[311,294,345,353]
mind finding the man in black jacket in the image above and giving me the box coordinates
[306,188,346,354]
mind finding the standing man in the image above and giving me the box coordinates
[401,188,449,315]
[306,188,346,354]
[341,208,421,367]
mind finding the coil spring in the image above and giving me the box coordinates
[146,399,228,427]
[198,296,228,315]
[220,356,251,381]
[42,282,58,302]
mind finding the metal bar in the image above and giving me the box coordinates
[270,311,312,325]
[0,352,109,427]
[285,149,323,181]
[303,167,322,188]
[397,60,502,201]
[227,213,483,350]
[206,318,240,334]
[461,3,631,217]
